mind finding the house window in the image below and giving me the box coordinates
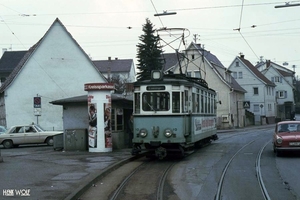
[191,54,195,59]
[186,71,192,77]
[236,62,239,67]
[277,90,287,99]
[111,108,124,131]
[254,104,260,112]
[232,72,237,79]
[253,87,259,95]
[268,104,272,111]
[272,76,282,83]
[238,72,243,79]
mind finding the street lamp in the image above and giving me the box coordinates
[275,3,300,8]
[154,11,177,16]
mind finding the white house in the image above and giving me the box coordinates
[170,42,247,128]
[256,60,295,120]
[0,18,107,130]
[228,55,276,124]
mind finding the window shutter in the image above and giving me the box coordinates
[276,91,278,98]
[285,91,287,98]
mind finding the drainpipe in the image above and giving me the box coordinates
[229,88,234,127]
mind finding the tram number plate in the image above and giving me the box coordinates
[289,142,300,146]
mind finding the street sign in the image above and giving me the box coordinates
[243,101,250,109]
[34,97,41,108]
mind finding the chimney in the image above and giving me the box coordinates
[2,48,7,56]
[240,54,245,59]
[108,57,111,61]
[115,57,118,60]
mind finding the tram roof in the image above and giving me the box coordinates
[134,73,215,91]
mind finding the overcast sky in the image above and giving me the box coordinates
[1,0,300,77]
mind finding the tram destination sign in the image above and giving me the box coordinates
[146,86,165,90]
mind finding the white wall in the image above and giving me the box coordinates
[5,20,106,130]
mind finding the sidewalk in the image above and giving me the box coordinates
[217,123,275,133]
[0,147,134,200]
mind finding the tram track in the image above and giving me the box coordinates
[215,138,272,200]
[109,161,176,200]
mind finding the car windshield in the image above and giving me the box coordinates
[278,123,300,132]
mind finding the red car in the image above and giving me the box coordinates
[273,121,300,156]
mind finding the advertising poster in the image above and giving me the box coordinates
[88,95,97,148]
[88,103,97,148]
[104,96,112,148]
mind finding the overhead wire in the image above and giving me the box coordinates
[235,0,259,60]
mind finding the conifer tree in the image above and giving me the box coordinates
[136,18,164,80]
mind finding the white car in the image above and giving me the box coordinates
[0,124,62,148]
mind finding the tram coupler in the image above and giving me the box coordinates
[155,146,167,160]
[131,144,142,155]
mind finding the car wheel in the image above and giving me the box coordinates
[3,140,13,149]
[46,137,54,146]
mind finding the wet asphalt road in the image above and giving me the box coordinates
[0,145,132,199]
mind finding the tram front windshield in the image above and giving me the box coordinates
[142,92,170,111]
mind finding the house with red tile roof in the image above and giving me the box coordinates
[169,42,247,128]
[256,60,295,120]
[228,55,276,124]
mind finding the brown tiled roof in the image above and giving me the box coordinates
[211,63,246,93]
[239,56,275,87]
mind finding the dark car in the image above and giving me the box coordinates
[273,121,300,156]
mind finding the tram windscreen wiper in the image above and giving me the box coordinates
[145,99,156,111]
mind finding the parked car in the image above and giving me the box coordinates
[0,126,6,135]
[0,124,63,149]
[273,121,300,156]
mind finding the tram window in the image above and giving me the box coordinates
[192,93,196,113]
[211,94,214,113]
[201,90,204,113]
[197,93,200,113]
[172,92,180,113]
[205,91,208,113]
[134,93,140,114]
[182,90,188,113]
[142,92,170,111]
[208,94,211,113]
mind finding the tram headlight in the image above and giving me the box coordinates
[164,129,173,138]
[139,129,148,138]
[276,136,283,144]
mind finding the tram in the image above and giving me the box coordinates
[132,70,218,159]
